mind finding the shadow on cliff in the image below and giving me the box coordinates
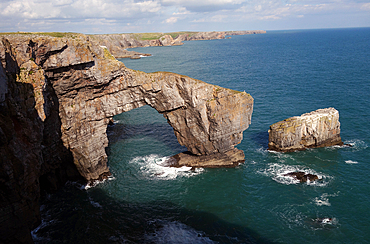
[33,185,280,244]
[0,58,83,243]
[39,80,85,193]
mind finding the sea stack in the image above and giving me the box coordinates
[268,108,343,152]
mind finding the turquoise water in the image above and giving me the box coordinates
[33,28,370,243]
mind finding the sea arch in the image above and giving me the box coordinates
[38,38,254,181]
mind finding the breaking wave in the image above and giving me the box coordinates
[313,192,340,206]
[130,154,204,180]
[145,220,215,244]
[345,160,358,164]
[258,163,332,186]
[83,175,116,190]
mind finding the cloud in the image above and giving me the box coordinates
[361,3,370,10]
[164,16,178,23]
[1,0,163,20]
[0,0,369,33]
[160,0,246,12]
[236,1,335,20]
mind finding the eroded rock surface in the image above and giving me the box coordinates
[268,108,343,152]
[0,34,253,243]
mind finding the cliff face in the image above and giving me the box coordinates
[0,35,83,243]
[0,34,253,243]
[268,108,343,152]
[90,30,266,58]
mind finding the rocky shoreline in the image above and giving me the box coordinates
[0,30,347,244]
[89,30,266,59]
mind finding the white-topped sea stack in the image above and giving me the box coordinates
[268,108,344,152]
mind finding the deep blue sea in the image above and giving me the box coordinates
[33,28,370,243]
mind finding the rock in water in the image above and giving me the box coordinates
[284,172,319,183]
[268,108,343,152]
[166,148,245,168]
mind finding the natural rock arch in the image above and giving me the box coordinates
[3,34,254,182]
[53,67,253,181]
[0,34,253,242]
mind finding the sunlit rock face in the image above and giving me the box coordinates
[268,108,343,152]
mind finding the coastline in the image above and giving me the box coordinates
[88,30,266,59]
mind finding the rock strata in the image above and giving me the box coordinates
[268,108,343,152]
[0,33,253,243]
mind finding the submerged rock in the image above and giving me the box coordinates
[284,171,319,183]
[268,108,343,152]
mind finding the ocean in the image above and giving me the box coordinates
[33,28,370,243]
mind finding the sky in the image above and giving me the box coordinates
[0,0,369,34]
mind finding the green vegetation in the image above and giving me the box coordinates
[0,31,198,41]
[103,48,115,60]
[166,31,197,39]
[0,32,78,38]
[131,32,164,41]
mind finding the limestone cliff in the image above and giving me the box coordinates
[90,30,266,58]
[268,108,343,152]
[0,33,253,243]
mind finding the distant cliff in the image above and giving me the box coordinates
[89,30,266,58]
[0,33,253,243]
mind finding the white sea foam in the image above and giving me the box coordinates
[314,198,331,206]
[311,217,339,227]
[271,203,307,229]
[345,160,358,164]
[83,175,116,190]
[31,219,56,242]
[313,192,340,206]
[343,139,368,151]
[257,147,269,154]
[258,163,331,186]
[88,196,103,208]
[145,221,215,244]
[131,154,204,180]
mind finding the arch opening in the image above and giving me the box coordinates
[106,105,187,165]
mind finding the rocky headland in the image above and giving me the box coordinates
[0,33,253,243]
[268,108,343,152]
[89,30,266,59]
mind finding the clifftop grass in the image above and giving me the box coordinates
[0,32,79,38]
[0,31,199,41]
